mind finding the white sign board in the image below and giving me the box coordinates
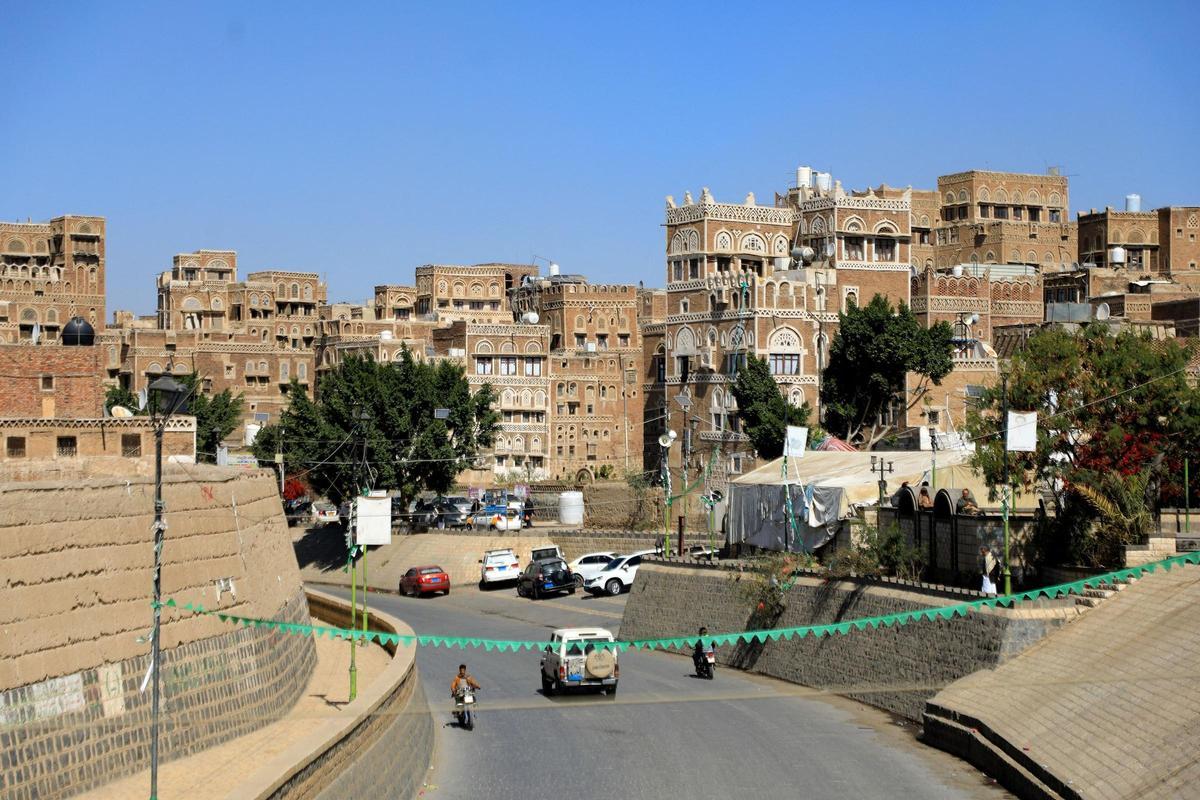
[354,492,392,545]
[1006,411,1038,453]
[785,426,808,458]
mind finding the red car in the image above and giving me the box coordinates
[400,565,451,597]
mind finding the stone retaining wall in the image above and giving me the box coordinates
[619,563,1078,721]
[0,590,315,800]
[227,589,433,800]
[0,466,315,799]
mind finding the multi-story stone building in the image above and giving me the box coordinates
[934,170,1076,270]
[1077,200,1161,273]
[658,171,921,486]
[0,215,107,342]
[414,263,538,324]
[431,319,551,483]
[1158,207,1200,286]
[511,274,644,481]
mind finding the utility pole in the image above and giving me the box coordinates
[870,455,894,507]
[276,422,285,495]
[1000,371,1012,596]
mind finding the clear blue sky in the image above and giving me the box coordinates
[6,1,1198,314]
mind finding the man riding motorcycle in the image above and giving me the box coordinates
[451,663,482,696]
[693,626,716,678]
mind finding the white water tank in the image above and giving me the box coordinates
[1125,194,1142,212]
[951,264,964,277]
[1110,246,1127,265]
[796,166,813,188]
[380,330,394,340]
[558,491,584,526]
[815,172,833,193]
[244,422,261,447]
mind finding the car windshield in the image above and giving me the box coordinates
[419,567,443,575]
[601,558,627,571]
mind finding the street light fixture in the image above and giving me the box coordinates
[658,430,676,556]
[147,369,190,800]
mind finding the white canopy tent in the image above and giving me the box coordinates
[727,449,974,552]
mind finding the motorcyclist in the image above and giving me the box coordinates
[450,663,481,698]
[692,626,715,674]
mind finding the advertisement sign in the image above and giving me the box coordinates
[354,491,392,546]
[1006,411,1038,452]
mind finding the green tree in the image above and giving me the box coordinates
[965,324,1199,566]
[103,377,243,464]
[820,294,954,447]
[184,378,245,463]
[104,384,140,414]
[730,354,810,459]
[253,350,499,507]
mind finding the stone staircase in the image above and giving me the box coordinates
[1074,574,1137,608]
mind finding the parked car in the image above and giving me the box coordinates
[433,499,471,529]
[311,502,340,527]
[471,503,522,531]
[686,545,719,560]
[583,551,654,596]
[516,557,575,600]
[540,627,619,695]
[406,498,440,531]
[568,552,619,586]
[479,548,520,587]
[399,565,451,597]
[531,544,564,562]
[283,498,311,527]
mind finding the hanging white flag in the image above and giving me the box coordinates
[785,426,808,458]
[1006,411,1037,452]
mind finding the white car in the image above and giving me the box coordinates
[583,551,654,596]
[568,552,619,587]
[472,504,523,531]
[479,548,520,586]
[540,627,619,695]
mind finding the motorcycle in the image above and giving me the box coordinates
[453,687,478,730]
[694,648,716,680]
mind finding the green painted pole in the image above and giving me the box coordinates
[349,546,358,701]
[362,548,369,641]
[1186,458,1191,536]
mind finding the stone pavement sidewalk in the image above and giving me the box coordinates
[927,562,1200,799]
[78,620,391,800]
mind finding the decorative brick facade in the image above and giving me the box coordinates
[0,216,107,343]
[0,344,105,419]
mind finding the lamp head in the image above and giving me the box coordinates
[148,375,190,418]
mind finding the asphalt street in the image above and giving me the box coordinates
[327,582,1011,800]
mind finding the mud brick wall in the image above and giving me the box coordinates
[619,563,1076,721]
[0,466,315,798]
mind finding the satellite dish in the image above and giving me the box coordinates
[522,311,540,324]
[110,405,134,418]
[657,434,675,449]
[1095,302,1111,321]
[967,313,980,326]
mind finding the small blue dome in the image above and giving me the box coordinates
[61,317,95,346]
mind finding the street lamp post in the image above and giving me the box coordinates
[348,405,371,702]
[658,429,676,556]
[870,455,894,507]
[147,372,190,800]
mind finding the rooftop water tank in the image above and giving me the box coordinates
[1125,194,1142,212]
[796,166,813,188]
[1110,246,1127,265]
[815,172,833,193]
[61,317,95,346]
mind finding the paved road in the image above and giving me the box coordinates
[327,583,1010,800]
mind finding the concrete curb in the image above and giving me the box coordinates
[223,588,433,800]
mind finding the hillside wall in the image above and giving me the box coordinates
[619,562,1078,721]
[0,466,315,799]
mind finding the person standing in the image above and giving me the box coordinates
[980,546,998,595]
